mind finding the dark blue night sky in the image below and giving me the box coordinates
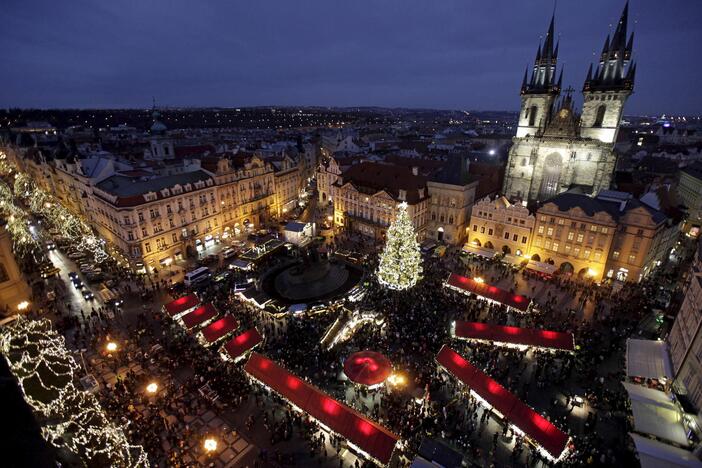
[2,0,700,115]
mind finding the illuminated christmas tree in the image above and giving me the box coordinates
[377,202,422,290]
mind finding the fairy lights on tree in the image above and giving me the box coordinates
[376,202,423,290]
[0,318,149,466]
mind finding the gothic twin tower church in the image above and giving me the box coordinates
[503,3,636,202]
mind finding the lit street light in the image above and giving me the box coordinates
[203,437,218,454]
[146,382,159,394]
[105,341,118,353]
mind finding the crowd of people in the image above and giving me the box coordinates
[22,220,696,468]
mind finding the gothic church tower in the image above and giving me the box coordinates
[503,3,635,202]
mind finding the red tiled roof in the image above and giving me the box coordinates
[337,162,428,204]
[244,353,399,464]
[181,303,218,329]
[223,328,263,359]
[453,321,574,351]
[445,273,530,312]
[436,346,569,459]
[163,294,199,317]
[201,316,238,343]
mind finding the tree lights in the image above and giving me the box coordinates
[0,318,148,467]
[376,202,423,290]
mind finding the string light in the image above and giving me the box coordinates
[0,318,149,466]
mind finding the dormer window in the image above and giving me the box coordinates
[398,189,407,201]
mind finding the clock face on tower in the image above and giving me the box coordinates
[558,108,570,119]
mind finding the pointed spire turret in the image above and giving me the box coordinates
[584,1,635,92]
[557,67,563,89]
[585,63,593,82]
[521,66,529,92]
[523,14,559,95]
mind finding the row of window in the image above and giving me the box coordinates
[472,225,528,244]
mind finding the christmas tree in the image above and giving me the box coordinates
[377,202,423,290]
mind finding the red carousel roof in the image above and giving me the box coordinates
[223,328,263,360]
[436,346,569,459]
[446,273,529,312]
[343,351,392,387]
[201,316,238,343]
[163,294,199,317]
[181,303,218,330]
[454,321,574,351]
[244,353,399,464]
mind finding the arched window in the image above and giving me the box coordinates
[593,105,606,127]
[528,106,538,126]
[521,158,527,167]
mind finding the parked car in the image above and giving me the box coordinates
[72,278,84,289]
[82,290,95,300]
[68,271,78,280]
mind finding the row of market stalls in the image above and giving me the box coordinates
[624,339,702,467]
[162,294,263,362]
[444,273,532,313]
[451,321,575,353]
[245,352,400,466]
[436,346,571,462]
[166,294,401,466]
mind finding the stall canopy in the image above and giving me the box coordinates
[164,294,200,317]
[526,260,557,277]
[436,346,569,460]
[181,303,218,330]
[223,328,263,360]
[244,353,399,465]
[626,339,673,381]
[201,316,238,344]
[453,321,574,352]
[445,273,530,312]
[343,351,393,387]
[461,243,498,259]
[630,433,702,468]
[624,382,690,446]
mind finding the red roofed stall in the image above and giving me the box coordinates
[244,353,399,465]
[163,294,200,318]
[453,321,575,352]
[200,316,238,345]
[180,303,218,330]
[222,328,263,362]
[436,346,570,461]
[445,273,530,312]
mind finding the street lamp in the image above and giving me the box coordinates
[146,382,159,394]
[203,437,218,453]
[105,341,118,353]
[17,301,30,312]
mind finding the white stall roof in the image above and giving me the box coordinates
[631,433,702,468]
[626,339,673,380]
[461,244,497,259]
[629,399,689,446]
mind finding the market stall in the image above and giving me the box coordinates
[436,346,570,462]
[163,294,200,318]
[444,273,531,313]
[244,352,399,465]
[199,316,238,346]
[222,328,263,362]
[452,321,574,352]
[180,303,218,330]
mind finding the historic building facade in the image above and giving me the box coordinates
[503,6,636,202]
[468,196,534,256]
[332,162,429,240]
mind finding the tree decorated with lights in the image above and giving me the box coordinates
[0,318,148,466]
[376,202,423,290]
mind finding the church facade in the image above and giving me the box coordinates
[503,4,636,203]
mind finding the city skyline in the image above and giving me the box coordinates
[2,0,701,115]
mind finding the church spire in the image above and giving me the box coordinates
[584,1,635,92]
[523,14,559,95]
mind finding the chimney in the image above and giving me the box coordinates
[412,166,419,176]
